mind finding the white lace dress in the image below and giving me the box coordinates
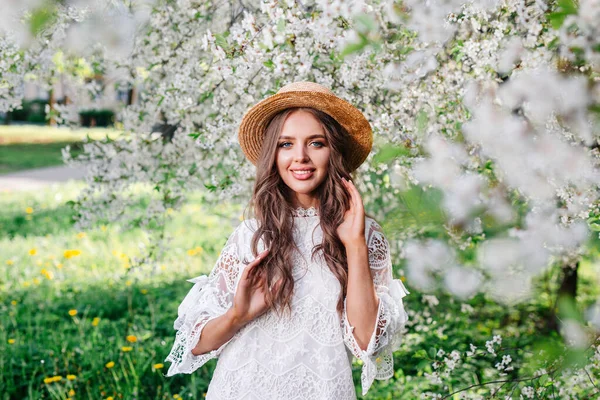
[165,206,410,399]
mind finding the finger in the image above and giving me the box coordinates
[248,249,270,268]
[345,181,357,211]
[341,178,355,208]
[347,180,363,211]
[241,249,270,280]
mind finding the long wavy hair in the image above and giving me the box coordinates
[242,107,370,317]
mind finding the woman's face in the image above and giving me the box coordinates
[276,109,331,205]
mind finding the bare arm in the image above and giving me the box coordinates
[191,309,247,355]
[345,239,379,351]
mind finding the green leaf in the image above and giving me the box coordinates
[28,5,57,36]
[548,0,579,29]
[548,12,571,30]
[373,144,411,164]
[263,59,275,70]
[428,347,437,359]
[214,33,229,50]
[557,0,578,14]
[413,349,427,359]
[204,183,217,192]
[340,38,368,58]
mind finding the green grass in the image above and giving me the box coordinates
[0,142,86,174]
[1,181,599,399]
[0,125,123,174]
[1,181,244,399]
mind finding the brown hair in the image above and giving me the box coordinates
[242,107,370,317]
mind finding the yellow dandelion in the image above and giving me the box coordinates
[68,309,78,317]
[11,300,17,306]
[40,269,53,280]
[125,280,132,287]
[126,335,137,343]
[160,265,166,271]
[107,397,114,400]
[68,389,76,396]
[43,377,53,384]
[92,317,100,327]
[173,395,181,400]
[8,339,15,344]
[6,259,14,265]
[57,263,63,269]
[187,248,197,256]
[166,207,174,214]
[105,361,115,369]
[23,281,31,288]
[32,277,40,285]
[140,289,148,295]
[400,276,406,282]
[25,207,34,214]
[29,248,37,256]
[67,374,76,381]
[63,249,82,259]
[153,363,164,370]
[76,232,86,239]
[121,346,133,352]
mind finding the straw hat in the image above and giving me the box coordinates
[238,81,373,172]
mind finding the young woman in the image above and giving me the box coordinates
[165,82,410,399]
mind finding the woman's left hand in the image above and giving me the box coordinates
[337,177,366,248]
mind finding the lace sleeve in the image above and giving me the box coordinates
[341,218,410,395]
[164,222,248,376]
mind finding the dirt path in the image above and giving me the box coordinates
[0,165,87,192]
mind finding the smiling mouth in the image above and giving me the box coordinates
[290,169,315,180]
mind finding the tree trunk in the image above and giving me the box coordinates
[547,261,579,333]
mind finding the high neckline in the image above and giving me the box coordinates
[291,206,319,218]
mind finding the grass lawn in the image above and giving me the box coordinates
[1,181,599,399]
[0,125,123,174]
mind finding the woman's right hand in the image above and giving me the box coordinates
[230,249,280,325]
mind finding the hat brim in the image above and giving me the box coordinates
[238,91,372,172]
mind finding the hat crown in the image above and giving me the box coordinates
[277,81,334,95]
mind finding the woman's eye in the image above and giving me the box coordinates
[278,141,325,148]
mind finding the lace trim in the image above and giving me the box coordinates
[291,206,319,218]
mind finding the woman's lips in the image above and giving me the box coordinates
[291,170,315,180]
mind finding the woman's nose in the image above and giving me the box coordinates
[293,144,309,161]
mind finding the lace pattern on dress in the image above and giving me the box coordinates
[291,206,319,218]
[164,223,248,376]
[341,219,411,395]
